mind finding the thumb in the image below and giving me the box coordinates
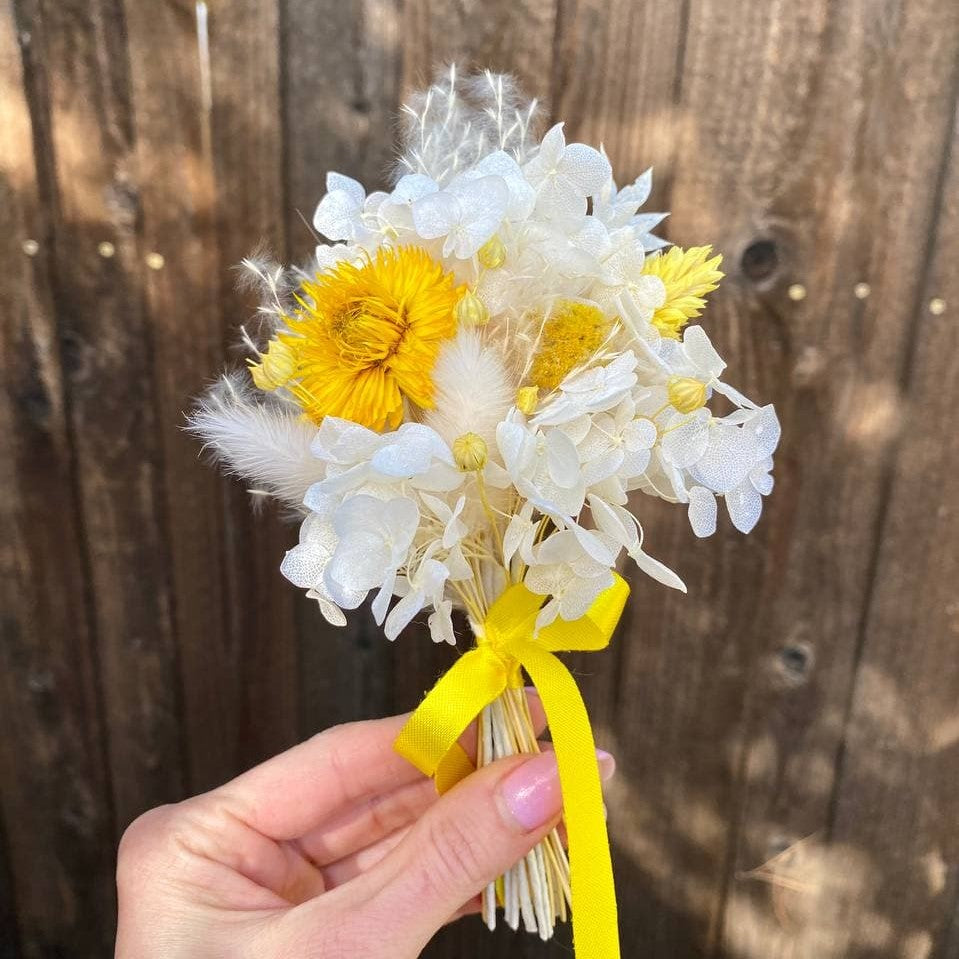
[357,748,608,954]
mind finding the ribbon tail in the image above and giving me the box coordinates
[516,641,620,959]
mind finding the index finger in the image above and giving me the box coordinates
[208,690,546,842]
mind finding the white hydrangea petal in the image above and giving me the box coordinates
[620,446,651,478]
[752,405,782,458]
[280,542,327,589]
[712,379,758,410]
[726,481,764,534]
[371,569,397,625]
[428,600,456,645]
[631,211,667,234]
[624,417,658,450]
[326,172,365,204]
[682,326,726,378]
[385,589,425,640]
[560,572,614,620]
[687,485,718,538]
[537,176,588,223]
[412,190,461,239]
[688,424,760,494]
[751,460,775,495]
[588,495,637,551]
[618,168,652,209]
[529,123,566,170]
[545,429,581,487]
[313,183,364,241]
[631,548,687,592]
[661,411,710,468]
[305,591,347,627]
[392,173,438,202]
[450,176,509,243]
[561,143,613,195]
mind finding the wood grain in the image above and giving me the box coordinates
[1,1,958,956]
[0,3,117,954]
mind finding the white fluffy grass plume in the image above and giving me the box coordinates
[424,330,515,450]
[187,374,323,508]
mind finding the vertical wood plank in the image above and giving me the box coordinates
[14,0,186,829]
[205,0,301,769]
[825,72,959,959]
[614,2,959,957]
[119,0,270,795]
[0,3,117,955]
[281,0,406,736]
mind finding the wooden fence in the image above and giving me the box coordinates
[2,1,958,956]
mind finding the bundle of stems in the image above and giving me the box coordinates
[476,685,571,938]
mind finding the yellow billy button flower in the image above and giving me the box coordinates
[455,288,490,327]
[529,300,613,392]
[667,375,708,414]
[452,432,488,472]
[641,245,724,339]
[249,246,462,431]
[477,234,507,269]
[515,385,539,415]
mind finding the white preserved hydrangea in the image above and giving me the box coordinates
[192,66,780,647]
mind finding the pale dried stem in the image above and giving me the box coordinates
[477,686,571,940]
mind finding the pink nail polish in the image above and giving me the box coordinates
[498,752,562,831]
[596,749,616,782]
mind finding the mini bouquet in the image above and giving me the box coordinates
[191,67,779,958]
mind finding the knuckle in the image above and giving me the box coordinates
[116,804,179,885]
[424,813,488,890]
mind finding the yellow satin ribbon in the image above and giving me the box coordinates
[394,573,629,959]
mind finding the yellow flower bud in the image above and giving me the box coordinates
[515,385,540,415]
[667,375,708,414]
[477,234,507,269]
[452,432,488,472]
[250,339,296,391]
[455,289,489,327]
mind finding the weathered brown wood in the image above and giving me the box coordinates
[2,2,959,958]
[629,2,959,958]
[281,0,407,736]
[0,3,117,955]
[824,63,959,959]
[205,0,301,769]
[14,0,185,829]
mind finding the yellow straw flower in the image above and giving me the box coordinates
[528,300,613,392]
[641,245,724,339]
[251,246,462,431]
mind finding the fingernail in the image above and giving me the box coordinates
[497,748,615,832]
[596,748,616,782]
[498,752,561,832]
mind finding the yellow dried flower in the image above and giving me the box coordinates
[477,234,507,269]
[641,245,724,339]
[515,385,539,415]
[250,338,296,391]
[667,375,708,414]
[452,432,488,471]
[248,246,462,431]
[455,288,490,327]
[529,301,613,392]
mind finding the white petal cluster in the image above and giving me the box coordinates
[192,67,780,646]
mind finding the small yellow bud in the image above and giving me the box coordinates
[250,339,296,391]
[477,234,507,269]
[452,432,488,472]
[515,385,539,415]
[667,375,708,414]
[455,289,489,327]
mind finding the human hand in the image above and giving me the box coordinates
[115,693,615,958]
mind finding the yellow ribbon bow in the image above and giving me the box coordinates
[394,573,630,959]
